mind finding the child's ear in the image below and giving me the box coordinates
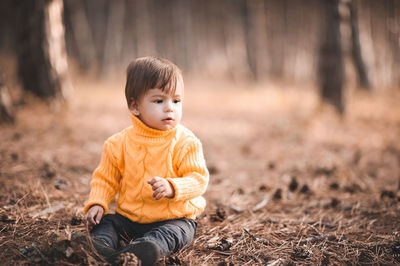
[129,101,140,116]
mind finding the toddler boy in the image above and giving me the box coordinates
[84,56,209,265]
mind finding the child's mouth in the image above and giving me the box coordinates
[163,118,174,123]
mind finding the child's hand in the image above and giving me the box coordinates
[85,204,104,230]
[147,177,175,200]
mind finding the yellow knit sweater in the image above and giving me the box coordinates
[84,114,209,223]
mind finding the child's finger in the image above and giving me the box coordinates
[147,177,158,185]
[153,187,164,199]
[152,181,164,190]
[95,208,104,224]
[94,213,100,224]
[87,220,94,230]
[148,176,162,186]
[153,192,159,200]
[154,191,166,200]
[154,193,163,200]
[87,214,96,226]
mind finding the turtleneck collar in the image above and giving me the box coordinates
[129,114,178,144]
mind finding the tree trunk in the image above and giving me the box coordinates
[134,0,157,58]
[318,0,345,114]
[387,0,400,87]
[246,0,269,81]
[64,0,96,71]
[348,0,370,90]
[82,0,108,70]
[223,0,253,82]
[0,75,15,124]
[171,0,192,71]
[265,0,287,79]
[16,0,71,100]
[101,0,125,76]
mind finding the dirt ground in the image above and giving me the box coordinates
[1,77,400,265]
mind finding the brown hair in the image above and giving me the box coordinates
[125,56,183,108]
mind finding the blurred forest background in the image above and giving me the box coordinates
[1,0,400,265]
[0,0,399,118]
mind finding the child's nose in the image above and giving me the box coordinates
[165,101,173,112]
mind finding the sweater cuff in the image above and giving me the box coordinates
[84,200,109,215]
[84,180,115,214]
[167,174,206,202]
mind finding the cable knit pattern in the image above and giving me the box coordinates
[84,114,209,223]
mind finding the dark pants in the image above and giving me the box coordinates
[90,213,198,257]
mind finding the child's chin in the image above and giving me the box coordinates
[161,125,173,130]
[148,123,171,131]
[159,123,176,130]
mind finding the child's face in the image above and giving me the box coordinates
[130,84,183,131]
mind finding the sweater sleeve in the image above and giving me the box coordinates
[84,141,121,214]
[167,140,209,202]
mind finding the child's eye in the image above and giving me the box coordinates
[173,99,181,104]
[154,100,163,104]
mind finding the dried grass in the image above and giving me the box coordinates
[1,86,400,265]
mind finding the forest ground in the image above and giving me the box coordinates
[1,77,400,265]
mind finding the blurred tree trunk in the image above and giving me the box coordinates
[318,0,344,114]
[223,0,253,82]
[246,0,269,80]
[133,0,156,58]
[171,0,192,70]
[152,1,178,63]
[16,0,71,100]
[101,0,125,76]
[348,0,370,89]
[387,0,400,86]
[82,0,108,70]
[64,0,96,71]
[136,0,156,58]
[265,0,287,79]
[0,75,14,124]
[0,1,18,54]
